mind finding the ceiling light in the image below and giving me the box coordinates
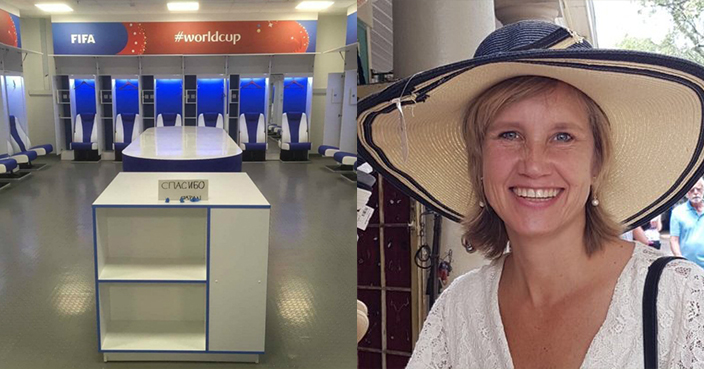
[167,2,199,11]
[295,1,334,11]
[35,3,74,12]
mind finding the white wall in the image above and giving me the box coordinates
[310,14,346,154]
[21,17,56,149]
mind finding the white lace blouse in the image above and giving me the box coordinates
[407,243,704,369]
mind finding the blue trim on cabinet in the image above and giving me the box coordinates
[93,207,102,351]
[100,349,265,354]
[206,207,211,351]
[92,203,269,355]
[97,279,206,284]
[92,204,270,209]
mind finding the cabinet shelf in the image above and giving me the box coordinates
[93,173,270,361]
[98,282,206,351]
[102,320,205,351]
[99,257,206,281]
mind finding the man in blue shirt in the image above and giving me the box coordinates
[670,178,704,269]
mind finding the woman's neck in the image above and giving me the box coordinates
[502,215,607,308]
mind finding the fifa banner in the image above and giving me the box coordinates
[0,9,21,48]
[52,20,317,55]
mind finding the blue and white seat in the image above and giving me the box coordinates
[156,113,182,127]
[334,152,357,182]
[238,113,266,161]
[114,113,142,161]
[9,116,53,156]
[0,156,19,187]
[71,113,100,161]
[279,112,311,161]
[198,113,224,129]
[333,151,357,167]
[5,140,38,168]
[268,123,281,137]
[318,145,339,157]
[0,156,18,174]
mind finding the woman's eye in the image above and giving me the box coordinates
[554,132,573,142]
[499,131,518,140]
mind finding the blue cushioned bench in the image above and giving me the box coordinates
[318,145,339,157]
[10,116,53,157]
[333,152,357,182]
[157,113,182,127]
[114,113,142,162]
[0,155,29,182]
[71,113,100,161]
[279,112,311,161]
[198,113,224,129]
[239,113,267,161]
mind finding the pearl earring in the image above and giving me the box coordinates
[591,197,599,207]
[479,200,485,208]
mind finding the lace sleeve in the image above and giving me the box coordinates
[406,288,452,369]
[662,261,704,368]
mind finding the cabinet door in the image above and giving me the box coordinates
[208,208,269,352]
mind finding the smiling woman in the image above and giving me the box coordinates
[357,20,704,369]
[462,76,621,260]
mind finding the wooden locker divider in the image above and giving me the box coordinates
[358,174,416,369]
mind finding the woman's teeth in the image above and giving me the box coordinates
[512,187,560,200]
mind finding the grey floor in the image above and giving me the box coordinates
[266,136,281,161]
[0,155,356,369]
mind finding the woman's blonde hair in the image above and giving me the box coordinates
[461,76,622,259]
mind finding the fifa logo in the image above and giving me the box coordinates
[71,34,96,44]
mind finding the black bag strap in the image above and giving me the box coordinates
[643,256,684,369]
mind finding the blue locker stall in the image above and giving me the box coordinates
[70,76,101,161]
[196,77,226,129]
[238,76,270,161]
[239,77,267,118]
[279,75,313,161]
[155,77,183,127]
[4,74,33,170]
[5,74,27,138]
[282,76,310,115]
[112,77,141,160]
[4,72,55,170]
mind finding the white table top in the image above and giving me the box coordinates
[122,127,242,160]
[93,172,270,207]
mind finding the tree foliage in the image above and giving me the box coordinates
[615,0,704,64]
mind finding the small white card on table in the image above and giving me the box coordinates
[158,179,209,201]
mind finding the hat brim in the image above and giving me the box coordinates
[358,49,704,229]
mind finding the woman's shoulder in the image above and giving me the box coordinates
[440,255,505,303]
[628,243,704,367]
[629,242,704,294]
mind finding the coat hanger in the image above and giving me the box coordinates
[118,80,138,90]
[242,79,262,89]
[284,78,305,89]
[74,80,95,90]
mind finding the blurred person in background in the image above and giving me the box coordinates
[670,178,704,269]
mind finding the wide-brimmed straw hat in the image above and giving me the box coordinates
[358,20,704,229]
